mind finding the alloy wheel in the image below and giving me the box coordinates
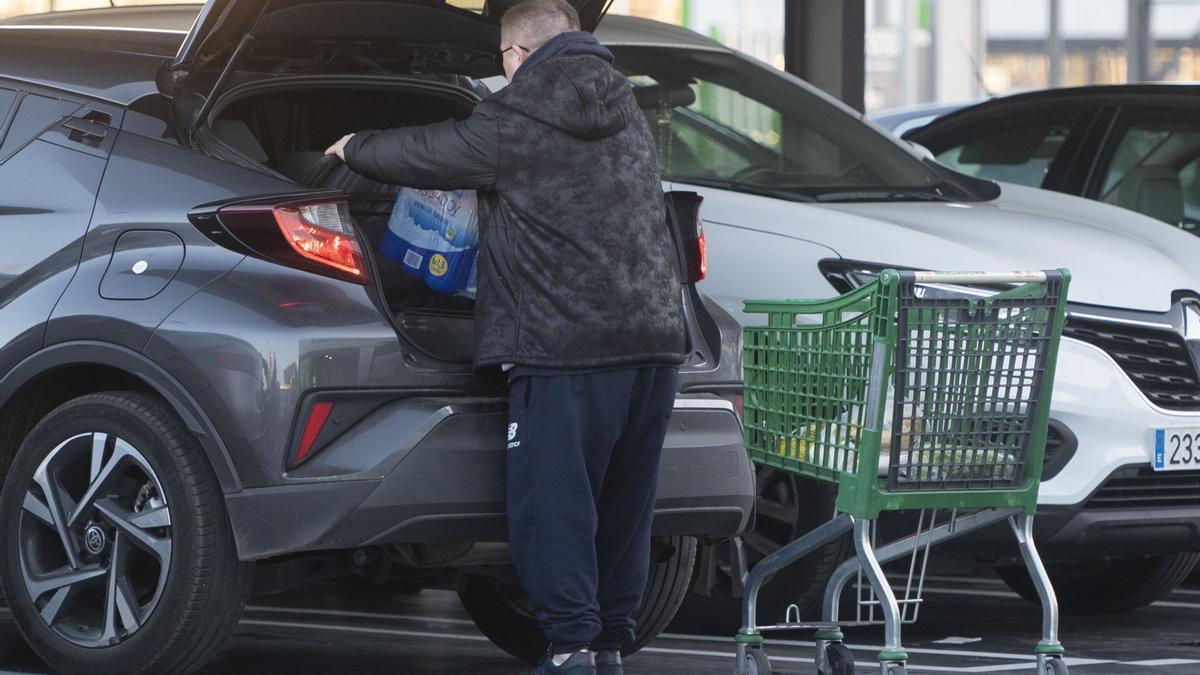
[17,432,172,648]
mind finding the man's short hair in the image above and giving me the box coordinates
[501,0,581,50]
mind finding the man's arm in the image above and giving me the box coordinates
[332,105,501,191]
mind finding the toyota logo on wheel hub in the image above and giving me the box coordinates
[83,525,107,555]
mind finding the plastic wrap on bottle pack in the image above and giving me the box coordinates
[380,188,479,297]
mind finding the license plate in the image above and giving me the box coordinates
[1153,428,1200,471]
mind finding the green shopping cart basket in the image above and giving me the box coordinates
[733,269,1071,675]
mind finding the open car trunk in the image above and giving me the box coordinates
[204,79,734,396]
[169,0,615,366]
[209,82,483,363]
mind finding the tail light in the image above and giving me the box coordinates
[667,191,706,283]
[273,202,365,279]
[190,194,368,284]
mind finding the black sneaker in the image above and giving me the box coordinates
[595,650,623,675]
[532,650,596,674]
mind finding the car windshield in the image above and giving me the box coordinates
[609,46,946,200]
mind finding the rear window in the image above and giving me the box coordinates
[933,121,1074,188]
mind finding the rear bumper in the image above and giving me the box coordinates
[225,396,754,560]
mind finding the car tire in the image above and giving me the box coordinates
[674,469,851,634]
[458,535,696,662]
[995,552,1200,614]
[0,392,253,675]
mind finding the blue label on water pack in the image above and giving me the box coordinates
[1155,428,1165,469]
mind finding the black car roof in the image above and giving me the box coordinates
[948,83,1200,115]
[987,83,1200,103]
[906,83,1200,140]
[0,26,184,104]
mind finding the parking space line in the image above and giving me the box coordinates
[239,618,491,642]
[2,600,1174,672]
[238,619,1055,671]
[889,583,1200,608]
[244,605,476,626]
[246,607,1080,665]
[918,587,1021,599]
[898,575,1008,586]
[240,620,1129,672]
[1151,600,1200,609]
[634,647,1101,672]
[661,632,1048,661]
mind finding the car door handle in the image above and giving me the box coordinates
[62,116,109,145]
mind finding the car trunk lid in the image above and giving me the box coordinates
[166,0,613,133]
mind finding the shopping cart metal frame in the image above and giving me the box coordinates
[733,269,1071,675]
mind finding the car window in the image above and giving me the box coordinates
[933,121,1073,188]
[1097,121,1200,230]
[609,47,948,200]
[659,79,774,179]
[0,93,80,162]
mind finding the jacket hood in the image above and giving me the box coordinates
[496,33,637,140]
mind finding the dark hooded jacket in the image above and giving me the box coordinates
[344,32,687,370]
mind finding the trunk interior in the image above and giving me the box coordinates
[210,84,482,363]
[206,81,729,388]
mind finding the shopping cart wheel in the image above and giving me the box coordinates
[824,643,854,674]
[1044,657,1069,674]
[883,663,907,675]
[735,648,771,675]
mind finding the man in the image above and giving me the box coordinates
[325,1,686,673]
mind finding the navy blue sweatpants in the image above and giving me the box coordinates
[506,366,679,654]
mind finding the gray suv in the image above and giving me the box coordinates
[0,2,754,673]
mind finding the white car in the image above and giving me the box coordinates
[593,15,1200,627]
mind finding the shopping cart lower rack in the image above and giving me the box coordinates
[733,269,1071,675]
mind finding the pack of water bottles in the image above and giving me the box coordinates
[380,188,479,298]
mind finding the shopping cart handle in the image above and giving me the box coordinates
[908,270,1049,285]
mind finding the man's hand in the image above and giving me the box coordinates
[325,133,356,161]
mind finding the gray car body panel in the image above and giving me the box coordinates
[0,23,753,561]
[225,397,749,560]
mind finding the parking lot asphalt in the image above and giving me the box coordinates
[2,570,1199,674]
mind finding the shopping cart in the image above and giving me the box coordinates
[733,269,1071,675]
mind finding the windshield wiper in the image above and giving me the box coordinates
[668,177,817,202]
[810,180,960,203]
